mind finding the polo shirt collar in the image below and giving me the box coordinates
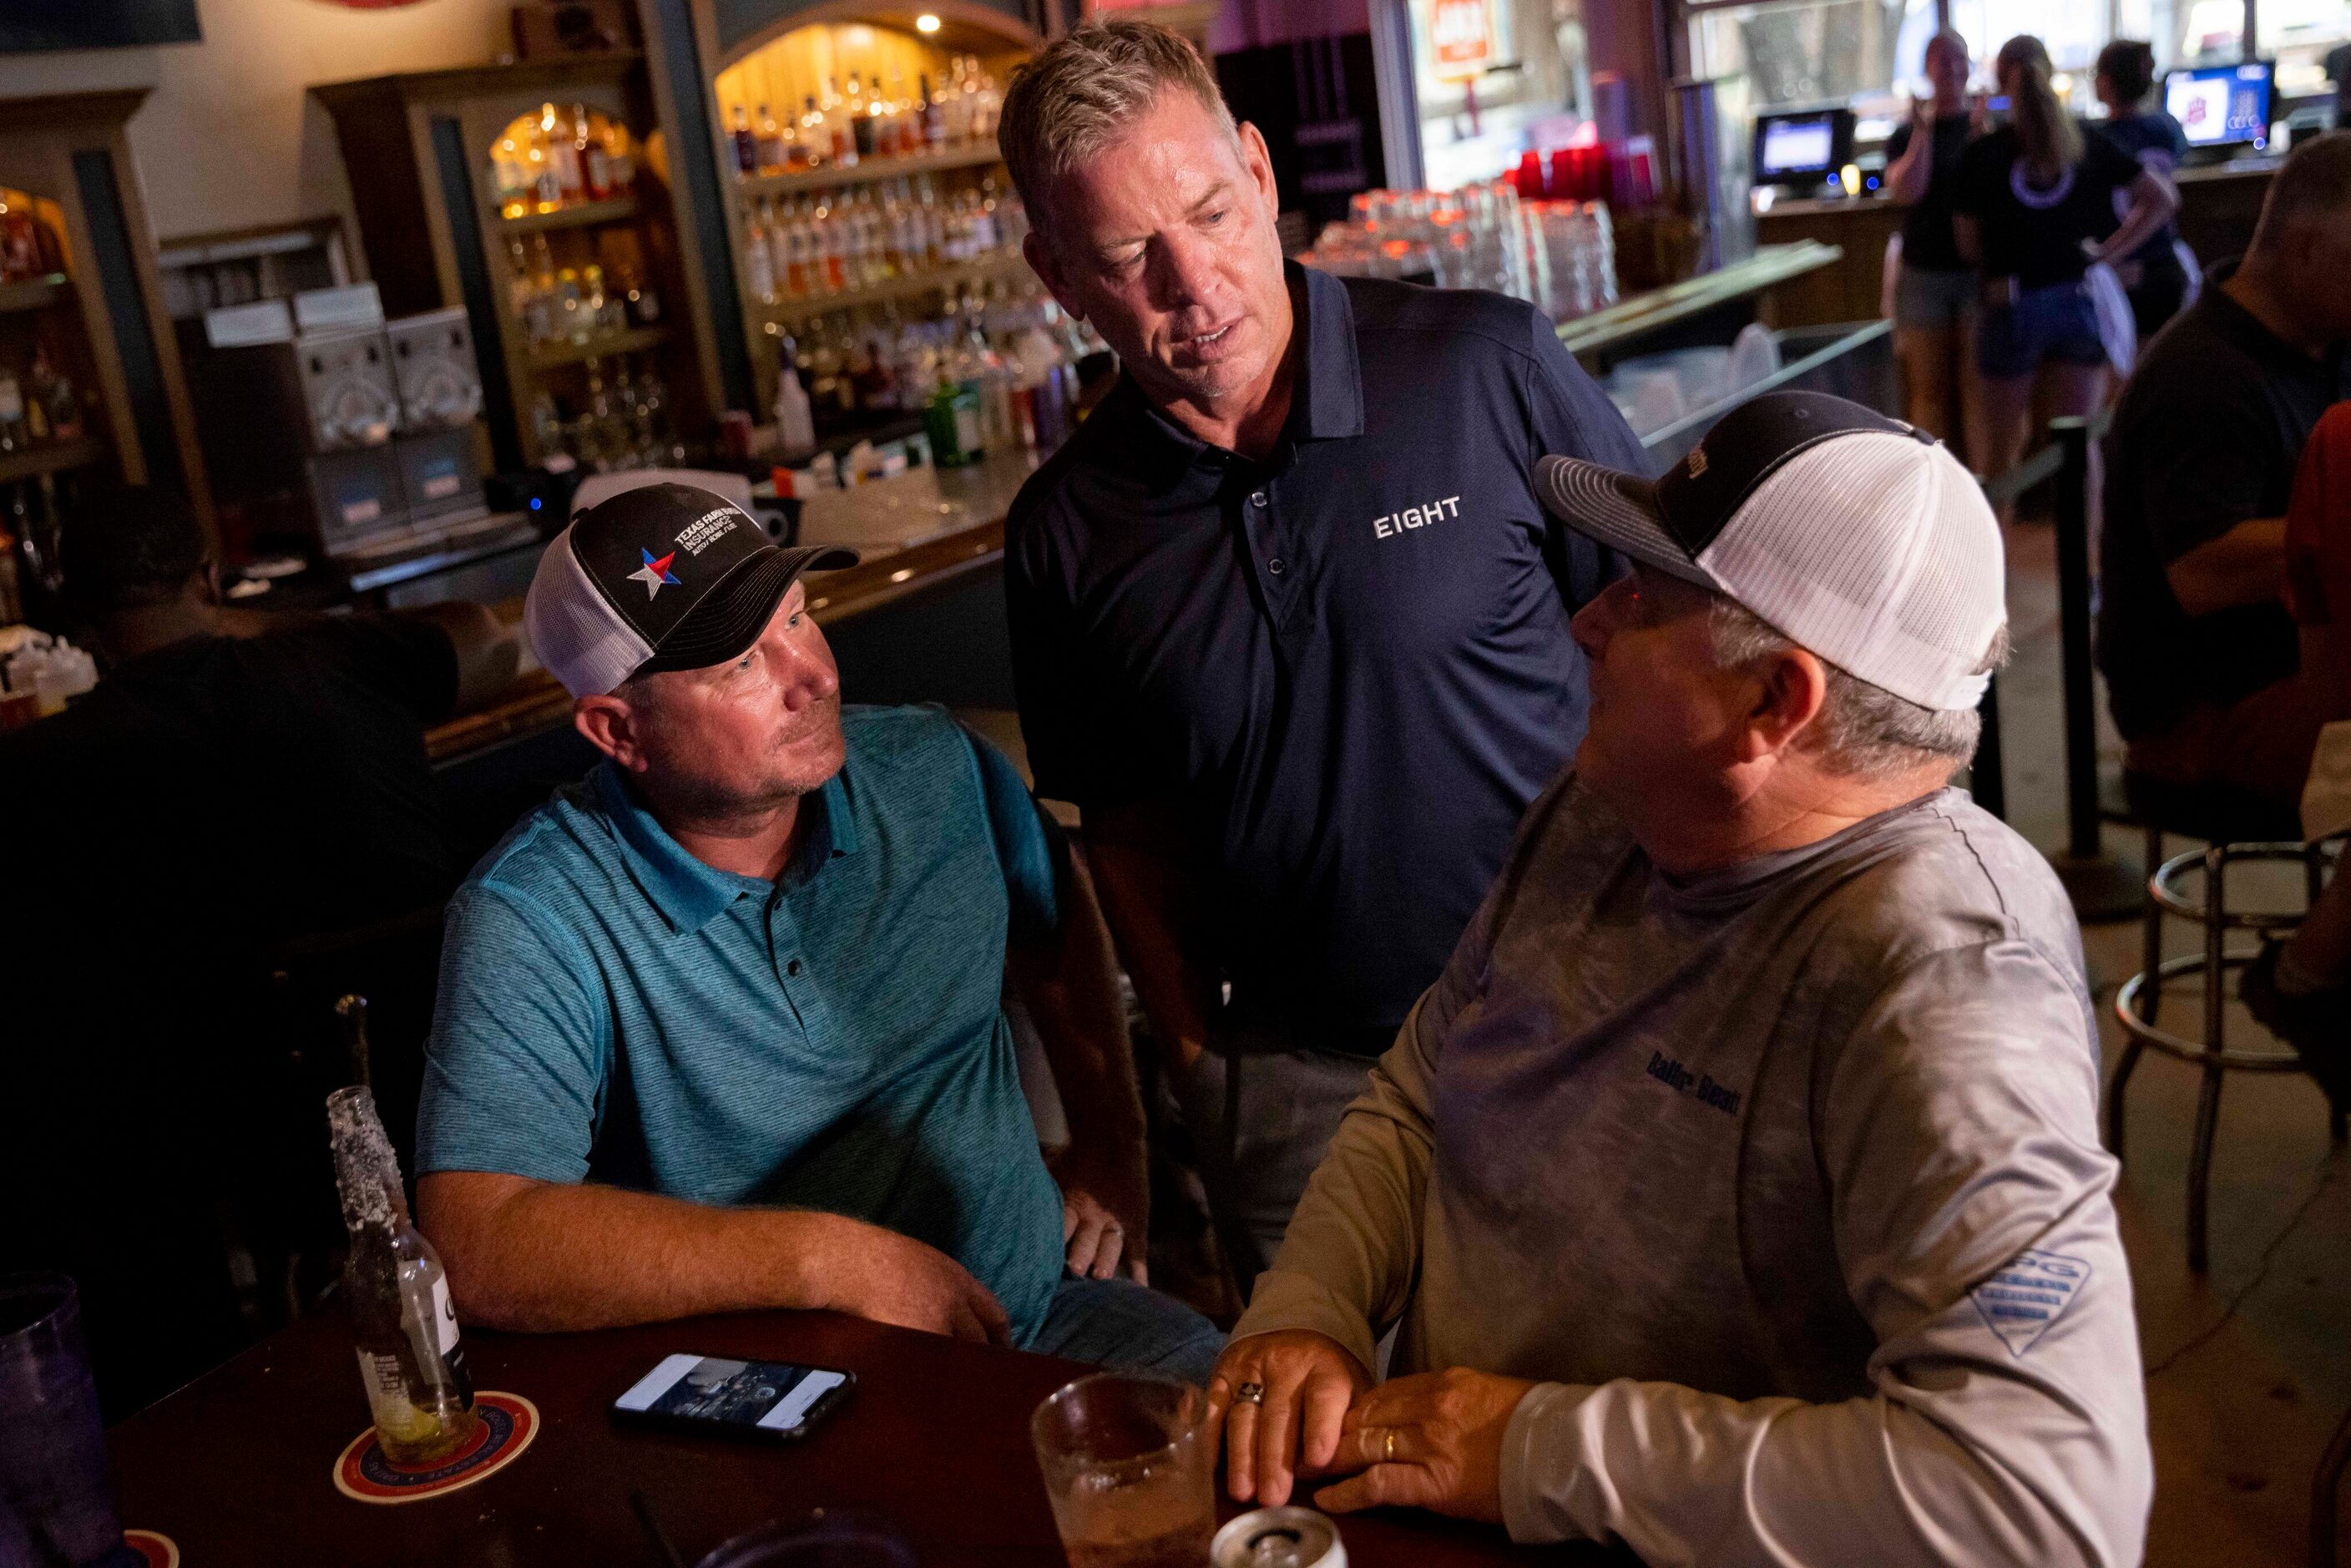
[1110,260,1366,488]
[2201,263,2338,378]
[1293,260,1366,442]
[591,760,857,935]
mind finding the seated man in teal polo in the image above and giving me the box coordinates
[415,483,1221,1379]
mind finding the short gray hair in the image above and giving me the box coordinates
[1706,596,2010,781]
[996,19,1236,230]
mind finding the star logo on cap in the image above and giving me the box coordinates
[629,548,682,599]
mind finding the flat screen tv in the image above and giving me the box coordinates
[0,1,202,52]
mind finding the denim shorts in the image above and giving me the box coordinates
[1893,263,1977,331]
[1976,281,2106,378]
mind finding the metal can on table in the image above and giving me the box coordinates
[1210,1506,1347,1568]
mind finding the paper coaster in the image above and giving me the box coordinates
[332,1391,538,1504]
[124,1530,179,1568]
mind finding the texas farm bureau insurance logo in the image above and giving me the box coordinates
[627,508,742,599]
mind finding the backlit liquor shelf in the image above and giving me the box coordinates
[316,55,703,474]
[736,141,1005,200]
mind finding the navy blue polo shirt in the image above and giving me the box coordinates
[1005,263,1647,1054]
[416,705,1069,1346]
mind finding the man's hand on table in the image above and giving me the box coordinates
[819,1218,1012,1346]
[1315,1368,1537,1525]
[1206,1331,1374,1506]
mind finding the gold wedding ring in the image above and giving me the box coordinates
[1383,1429,1397,1464]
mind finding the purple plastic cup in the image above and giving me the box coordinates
[0,1273,139,1568]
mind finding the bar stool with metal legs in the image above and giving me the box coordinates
[2106,774,2340,1274]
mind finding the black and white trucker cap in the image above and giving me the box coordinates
[1535,391,2004,713]
[523,482,857,698]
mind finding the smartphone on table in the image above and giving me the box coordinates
[611,1353,855,1444]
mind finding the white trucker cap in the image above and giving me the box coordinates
[523,481,856,698]
[1536,391,2004,712]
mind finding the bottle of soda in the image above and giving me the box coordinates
[326,1085,477,1466]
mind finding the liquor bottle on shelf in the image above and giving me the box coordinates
[579,106,614,201]
[846,74,876,160]
[492,134,531,220]
[543,102,585,204]
[919,73,945,151]
[28,347,73,444]
[970,59,1003,142]
[526,124,562,214]
[731,104,758,175]
[774,331,817,458]
[940,58,973,144]
[754,104,786,175]
[0,365,25,454]
[743,205,777,304]
[825,78,857,166]
[611,120,638,196]
[328,1085,477,1469]
[554,259,586,342]
[796,96,828,171]
[761,199,792,298]
[0,194,42,283]
[611,253,660,326]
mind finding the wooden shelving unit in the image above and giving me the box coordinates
[499,195,644,235]
[0,89,213,537]
[699,15,1039,416]
[315,54,717,470]
[0,435,106,486]
[734,142,1004,200]
[525,322,673,373]
[0,276,68,316]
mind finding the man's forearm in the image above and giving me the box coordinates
[1502,1373,2147,1568]
[2166,516,2287,617]
[1014,842,1146,1150]
[1082,809,1218,1081]
[420,1174,850,1333]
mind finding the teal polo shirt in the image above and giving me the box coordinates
[417,704,1067,1346]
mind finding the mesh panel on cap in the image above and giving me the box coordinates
[1890,445,2006,674]
[1696,432,2004,710]
[523,531,655,698]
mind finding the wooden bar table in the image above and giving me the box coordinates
[109,1305,1617,1565]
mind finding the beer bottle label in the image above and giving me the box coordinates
[431,1276,460,1354]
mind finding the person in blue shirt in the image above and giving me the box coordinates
[2094,39,2195,343]
[413,482,1221,1380]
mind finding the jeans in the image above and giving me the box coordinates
[1976,281,2106,377]
[1029,1276,1226,1386]
[1175,1044,1381,1286]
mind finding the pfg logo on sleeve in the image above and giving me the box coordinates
[1972,1249,2090,1355]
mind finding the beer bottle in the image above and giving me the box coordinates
[326,1086,477,1465]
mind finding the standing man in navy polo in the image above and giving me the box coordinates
[997,20,1647,1281]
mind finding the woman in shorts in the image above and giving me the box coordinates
[1954,34,2177,518]
[1883,29,1984,443]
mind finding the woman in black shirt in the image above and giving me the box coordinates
[1882,29,1984,443]
[2094,39,2194,341]
[1954,34,2177,518]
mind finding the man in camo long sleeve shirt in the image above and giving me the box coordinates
[1206,393,2153,1568]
